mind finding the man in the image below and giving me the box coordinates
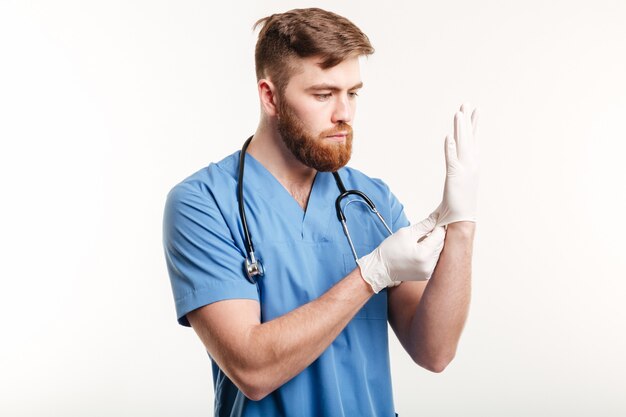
[163,7,478,417]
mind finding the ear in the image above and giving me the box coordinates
[258,79,279,117]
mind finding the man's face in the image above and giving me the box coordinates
[276,56,362,172]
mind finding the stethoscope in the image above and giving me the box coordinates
[238,136,392,284]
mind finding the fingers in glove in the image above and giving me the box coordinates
[418,225,446,248]
[444,134,458,166]
[470,107,479,138]
[460,102,479,142]
[410,212,439,239]
[455,110,472,161]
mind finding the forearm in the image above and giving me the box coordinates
[410,221,474,371]
[244,268,373,398]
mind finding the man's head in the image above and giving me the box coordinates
[254,8,374,172]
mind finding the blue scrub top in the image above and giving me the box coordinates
[163,150,410,417]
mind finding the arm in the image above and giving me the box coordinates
[165,177,443,400]
[187,267,373,401]
[387,102,480,371]
[164,183,374,400]
[388,221,474,372]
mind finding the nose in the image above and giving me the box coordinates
[331,95,353,124]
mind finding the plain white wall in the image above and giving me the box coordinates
[1,1,625,416]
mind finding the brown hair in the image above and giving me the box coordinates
[253,8,374,93]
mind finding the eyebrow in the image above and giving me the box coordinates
[305,82,364,92]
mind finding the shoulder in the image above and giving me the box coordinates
[163,151,242,232]
[338,165,409,230]
[338,165,393,197]
[165,151,240,205]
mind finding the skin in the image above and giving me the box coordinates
[187,55,474,401]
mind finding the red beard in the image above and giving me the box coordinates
[277,100,353,172]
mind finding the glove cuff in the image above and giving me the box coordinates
[356,250,390,294]
[435,204,477,227]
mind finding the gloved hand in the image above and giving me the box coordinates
[357,213,446,293]
[435,103,480,226]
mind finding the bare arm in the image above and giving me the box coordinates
[388,221,474,372]
[187,267,373,401]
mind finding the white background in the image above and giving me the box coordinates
[1,1,625,416]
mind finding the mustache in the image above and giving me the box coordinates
[320,123,353,137]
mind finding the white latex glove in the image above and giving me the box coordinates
[435,103,480,226]
[357,213,446,293]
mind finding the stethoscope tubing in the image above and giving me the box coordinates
[238,136,392,283]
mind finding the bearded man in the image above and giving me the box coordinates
[163,7,478,417]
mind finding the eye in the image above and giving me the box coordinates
[348,91,359,99]
[315,93,331,101]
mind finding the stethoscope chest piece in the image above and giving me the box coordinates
[244,256,264,284]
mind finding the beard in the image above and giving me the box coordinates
[277,99,353,172]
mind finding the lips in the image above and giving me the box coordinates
[325,135,347,143]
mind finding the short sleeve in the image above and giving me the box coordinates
[389,188,410,232]
[367,176,409,233]
[162,182,259,327]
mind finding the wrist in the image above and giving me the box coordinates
[352,266,376,295]
[446,221,476,238]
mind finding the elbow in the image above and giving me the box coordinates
[230,367,274,401]
[423,358,452,374]
[412,351,456,373]
[240,385,269,402]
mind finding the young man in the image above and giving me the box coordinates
[163,8,478,417]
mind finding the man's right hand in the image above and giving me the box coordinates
[357,213,446,293]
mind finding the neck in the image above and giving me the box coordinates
[246,120,317,192]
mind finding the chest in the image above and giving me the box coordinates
[247,193,391,321]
